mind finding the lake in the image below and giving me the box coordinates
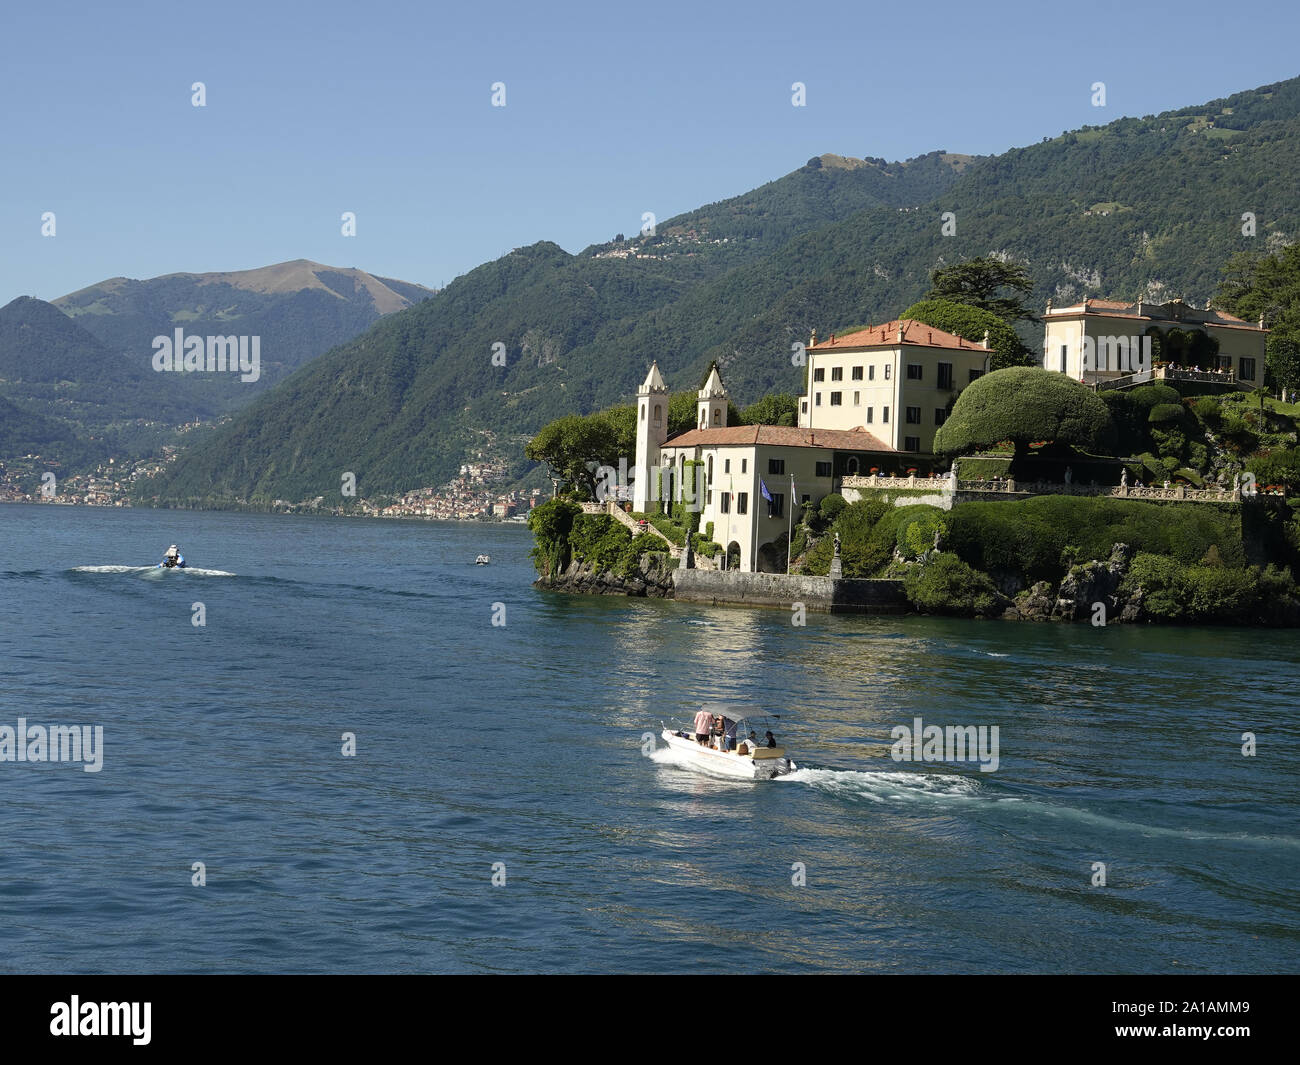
[1,503,1296,973]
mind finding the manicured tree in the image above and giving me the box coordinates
[901,298,1035,370]
[933,366,1117,464]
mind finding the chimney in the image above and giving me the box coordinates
[810,328,818,346]
[896,323,904,344]
[1046,298,1053,313]
[982,329,990,350]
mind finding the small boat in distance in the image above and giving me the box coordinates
[660,703,796,780]
[158,545,186,569]
[475,554,491,565]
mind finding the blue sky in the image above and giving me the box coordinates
[3,0,1297,304]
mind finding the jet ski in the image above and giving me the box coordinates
[159,545,187,569]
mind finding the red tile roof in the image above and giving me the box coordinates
[809,318,988,353]
[665,425,896,452]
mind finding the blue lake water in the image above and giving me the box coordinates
[1,502,1297,973]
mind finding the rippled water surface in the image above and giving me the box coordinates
[1,503,1297,973]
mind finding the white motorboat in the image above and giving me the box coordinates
[660,703,796,781]
[475,554,491,565]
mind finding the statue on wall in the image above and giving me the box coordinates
[833,531,841,557]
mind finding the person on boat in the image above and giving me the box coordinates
[764,731,777,749]
[693,707,714,746]
[161,545,186,569]
[722,717,737,751]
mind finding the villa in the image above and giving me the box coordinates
[1042,296,1267,387]
[632,318,988,571]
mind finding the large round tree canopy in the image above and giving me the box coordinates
[933,366,1117,457]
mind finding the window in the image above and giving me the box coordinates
[813,368,825,382]
[882,406,890,423]
[937,362,953,390]
[724,458,730,474]
[768,458,784,475]
[640,404,646,421]
[852,366,864,380]
[906,364,923,381]
[741,459,747,473]
[830,392,842,406]
[1240,357,1257,381]
[969,369,983,384]
[800,400,808,414]
[884,364,892,380]
[853,391,860,405]
[1059,345,1067,373]
[865,407,873,423]
[904,436,921,452]
[737,492,748,515]
[831,367,843,381]
[846,457,859,474]
[815,393,822,407]
[766,492,784,518]
[906,406,921,424]
[868,365,875,381]
[815,461,832,477]
[801,494,811,505]
[653,404,662,424]
[720,493,730,514]
[935,408,948,426]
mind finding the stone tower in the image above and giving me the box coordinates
[697,363,728,430]
[633,362,669,511]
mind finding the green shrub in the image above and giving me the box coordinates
[803,498,895,576]
[819,492,848,524]
[1120,552,1266,623]
[1193,396,1223,430]
[904,554,1002,617]
[946,495,1246,587]
[1246,449,1300,492]
[1148,402,1185,424]
[527,499,582,574]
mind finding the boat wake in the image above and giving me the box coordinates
[779,766,982,803]
[780,767,1300,848]
[71,565,236,578]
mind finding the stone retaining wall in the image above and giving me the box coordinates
[672,569,907,614]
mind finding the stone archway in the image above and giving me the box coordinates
[725,541,742,571]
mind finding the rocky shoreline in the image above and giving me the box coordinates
[533,551,676,598]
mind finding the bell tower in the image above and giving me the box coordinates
[697,363,728,430]
[633,362,669,511]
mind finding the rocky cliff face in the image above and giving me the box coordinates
[534,552,676,598]
[1003,543,1142,622]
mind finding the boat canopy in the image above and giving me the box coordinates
[692,703,785,740]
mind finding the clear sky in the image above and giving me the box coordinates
[3,0,1297,305]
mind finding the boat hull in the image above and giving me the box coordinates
[660,729,794,780]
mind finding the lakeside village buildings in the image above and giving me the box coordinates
[627,299,1268,573]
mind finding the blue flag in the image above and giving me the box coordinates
[760,478,773,502]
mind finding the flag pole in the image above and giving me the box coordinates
[787,472,794,574]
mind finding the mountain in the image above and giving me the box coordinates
[0,392,103,470]
[52,260,437,410]
[0,296,193,453]
[144,77,1300,506]
[140,154,975,504]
